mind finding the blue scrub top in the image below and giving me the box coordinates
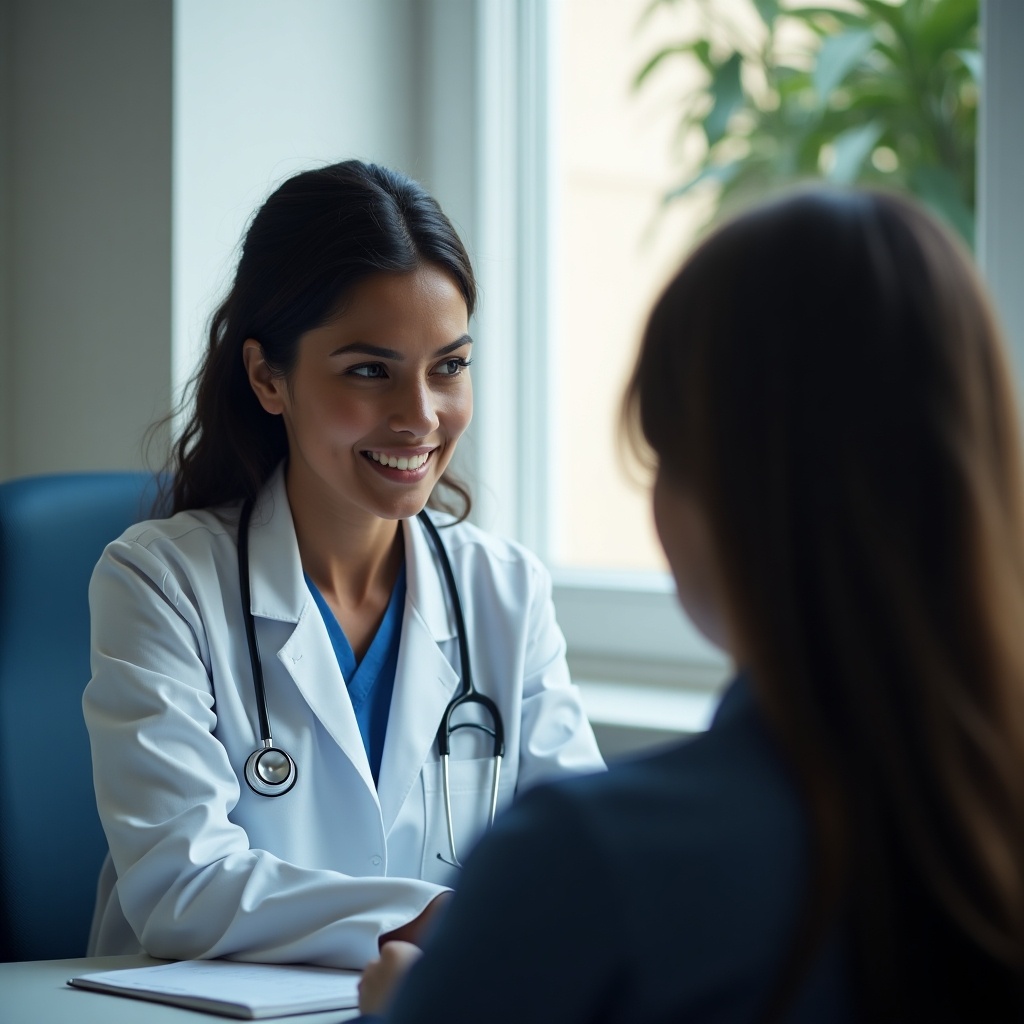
[304,564,406,785]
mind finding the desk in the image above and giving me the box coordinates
[1,954,362,1024]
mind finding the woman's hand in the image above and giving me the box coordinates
[377,891,450,948]
[359,940,423,1015]
[359,894,448,1015]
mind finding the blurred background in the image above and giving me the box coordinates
[0,0,1018,753]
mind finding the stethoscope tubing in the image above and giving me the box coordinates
[416,508,505,868]
[238,497,298,796]
[237,496,505,867]
[238,497,271,742]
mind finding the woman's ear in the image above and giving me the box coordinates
[242,339,286,415]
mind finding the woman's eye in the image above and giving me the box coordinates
[436,357,472,377]
[349,363,388,379]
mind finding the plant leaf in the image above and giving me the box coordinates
[910,164,974,245]
[813,28,876,101]
[633,42,703,89]
[955,48,982,84]
[787,5,865,28]
[828,120,884,183]
[704,52,744,147]
[664,161,742,203]
[915,0,979,64]
[752,0,780,27]
[858,0,906,32]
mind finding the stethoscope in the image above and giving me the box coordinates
[236,497,505,869]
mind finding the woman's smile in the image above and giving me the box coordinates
[363,448,435,478]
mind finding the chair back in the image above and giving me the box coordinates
[0,472,163,961]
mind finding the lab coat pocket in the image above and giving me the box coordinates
[420,756,516,884]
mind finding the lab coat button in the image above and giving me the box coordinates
[370,854,382,867]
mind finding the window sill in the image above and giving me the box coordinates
[552,570,727,665]
[577,678,720,735]
[573,664,731,762]
[552,570,733,759]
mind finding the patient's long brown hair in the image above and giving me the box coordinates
[625,189,1024,1019]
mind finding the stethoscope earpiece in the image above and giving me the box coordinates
[244,742,298,797]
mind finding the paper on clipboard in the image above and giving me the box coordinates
[68,959,362,1019]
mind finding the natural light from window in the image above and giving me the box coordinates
[551,0,977,574]
[552,0,713,572]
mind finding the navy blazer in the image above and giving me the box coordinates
[361,674,852,1023]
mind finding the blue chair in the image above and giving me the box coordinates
[0,472,164,961]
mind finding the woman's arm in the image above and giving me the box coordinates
[359,940,423,1015]
[85,536,446,969]
[370,783,624,1024]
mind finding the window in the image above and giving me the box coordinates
[462,0,729,743]
[454,0,987,745]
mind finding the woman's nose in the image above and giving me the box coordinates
[389,379,440,436]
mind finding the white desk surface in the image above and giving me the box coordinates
[1,954,362,1024]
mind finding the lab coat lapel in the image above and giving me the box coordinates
[246,468,377,797]
[377,514,460,834]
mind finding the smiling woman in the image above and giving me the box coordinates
[242,267,474,536]
[81,160,605,970]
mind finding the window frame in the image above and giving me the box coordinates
[426,0,1017,713]
[462,0,730,700]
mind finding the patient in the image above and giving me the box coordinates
[357,188,1024,1021]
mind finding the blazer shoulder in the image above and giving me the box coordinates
[113,504,237,551]
[97,505,241,593]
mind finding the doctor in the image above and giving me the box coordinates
[83,160,604,970]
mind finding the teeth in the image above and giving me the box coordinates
[368,451,430,470]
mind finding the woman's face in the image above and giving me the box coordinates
[652,466,733,655]
[246,265,472,525]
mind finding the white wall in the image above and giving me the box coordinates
[172,0,424,402]
[0,0,434,481]
[2,0,172,478]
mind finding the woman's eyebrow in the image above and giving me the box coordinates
[329,335,473,359]
[434,335,473,356]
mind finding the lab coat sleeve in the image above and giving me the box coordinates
[380,783,625,1024]
[514,553,606,790]
[84,538,446,969]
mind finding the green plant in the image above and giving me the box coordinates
[635,0,979,243]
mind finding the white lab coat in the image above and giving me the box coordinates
[83,465,604,969]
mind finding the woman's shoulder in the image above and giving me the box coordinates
[110,503,237,554]
[459,720,808,945]
[97,502,243,589]
[497,678,804,901]
[562,678,803,840]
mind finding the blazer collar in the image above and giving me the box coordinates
[402,510,459,645]
[243,467,379,797]
[244,467,462,643]
[245,464,309,624]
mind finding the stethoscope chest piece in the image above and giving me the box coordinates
[244,741,297,797]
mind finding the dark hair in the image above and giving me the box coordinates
[625,188,1024,1018]
[167,160,477,517]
